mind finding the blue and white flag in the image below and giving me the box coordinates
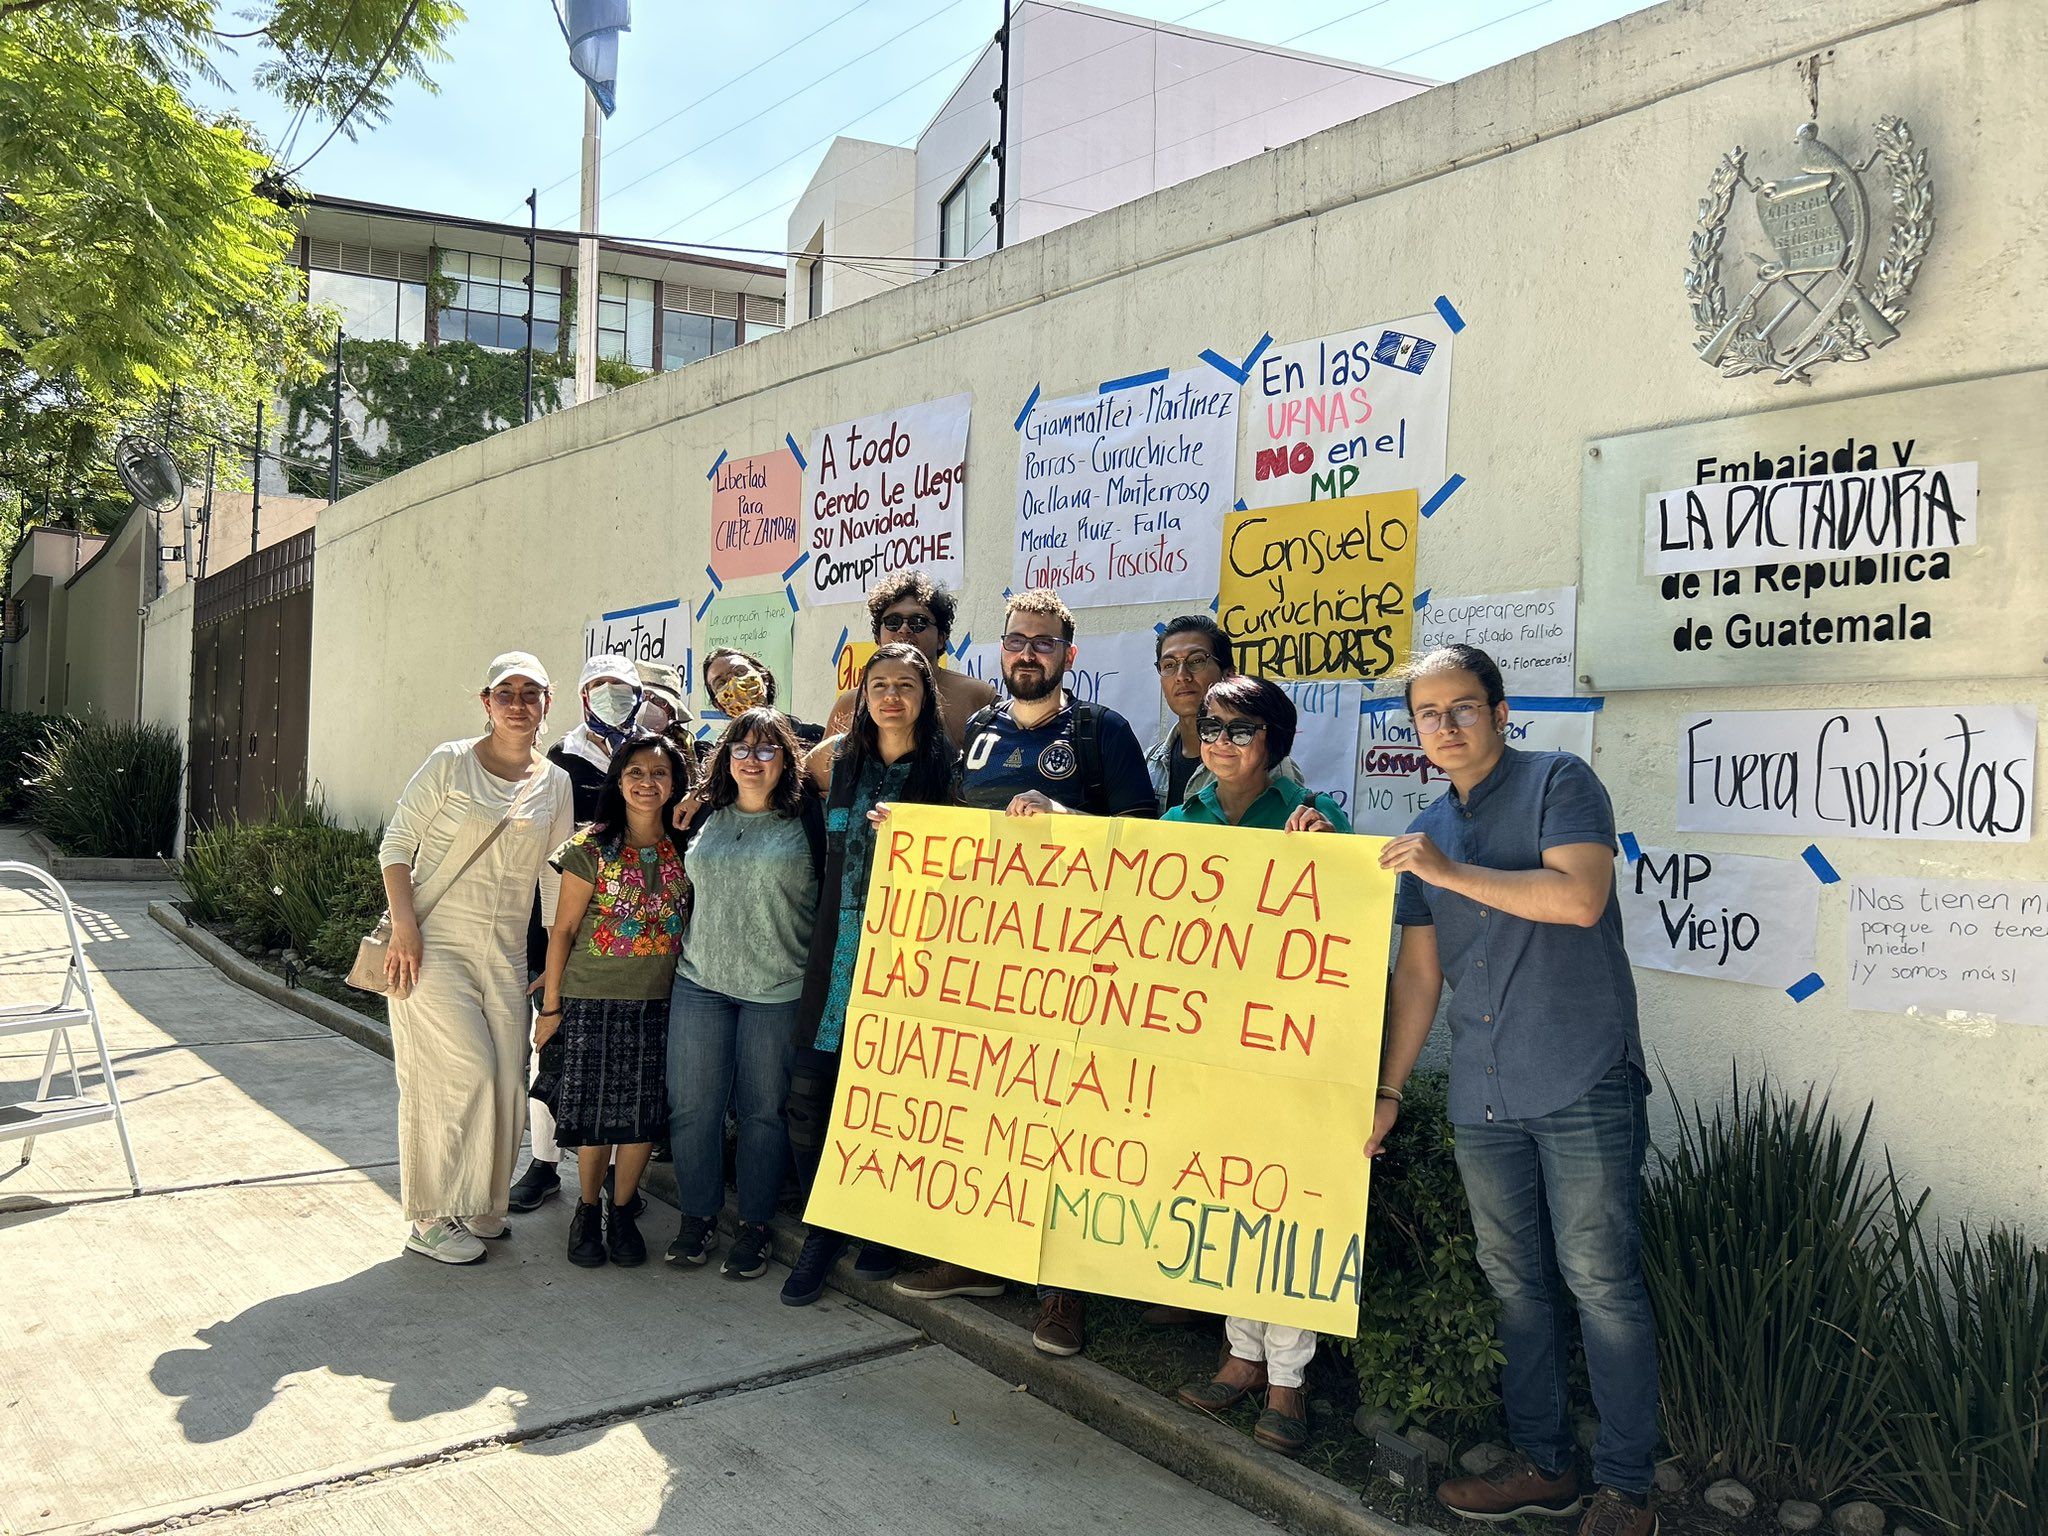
[559,0,631,116]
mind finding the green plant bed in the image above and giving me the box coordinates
[0,712,74,821]
[180,796,388,973]
[29,716,179,856]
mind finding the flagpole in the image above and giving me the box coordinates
[575,89,601,404]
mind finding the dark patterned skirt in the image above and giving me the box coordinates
[553,996,669,1148]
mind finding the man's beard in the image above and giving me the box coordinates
[1005,662,1062,702]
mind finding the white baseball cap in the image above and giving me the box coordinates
[485,651,551,690]
[579,653,639,690]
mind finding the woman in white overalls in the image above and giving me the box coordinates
[379,651,575,1264]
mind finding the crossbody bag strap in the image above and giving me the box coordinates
[411,751,542,926]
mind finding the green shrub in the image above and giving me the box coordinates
[29,717,181,857]
[1880,1218,2047,1536]
[178,797,386,967]
[1641,1072,1915,1502]
[0,712,74,821]
[1337,1071,1504,1431]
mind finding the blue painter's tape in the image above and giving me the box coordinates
[781,551,811,581]
[1154,622,1167,636]
[1505,695,1605,713]
[1434,295,1467,334]
[1786,972,1826,1003]
[693,591,715,622]
[1361,696,1402,715]
[1002,587,1013,601]
[1099,367,1170,394]
[1414,588,1431,611]
[1013,383,1041,431]
[1207,594,1218,614]
[1802,844,1841,884]
[832,626,849,664]
[1618,832,1642,864]
[696,724,713,740]
[785,583,799,611]
[785,432,807,470]
[1198,332,1273,385]
[604,595,685,622]
[1234,499,1247,512]
[1421,473,1467,518]
[701,566,723,594]
[705,448,728,481]
[952,631,972,658]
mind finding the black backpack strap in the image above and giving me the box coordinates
[1069,700,1110,816]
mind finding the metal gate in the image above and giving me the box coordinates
[188,531,315,830]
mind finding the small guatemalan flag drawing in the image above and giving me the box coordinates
[1373,331,1436,374]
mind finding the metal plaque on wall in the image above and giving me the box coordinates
[1579,369,2048,691]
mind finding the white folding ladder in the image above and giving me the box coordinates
[0,861,141,1196]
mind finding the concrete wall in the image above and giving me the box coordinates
[61,513,147,722]
[3,529,105,717]
[786,138,919,321]
[139,581,195,854]
[311,0,2048,1230]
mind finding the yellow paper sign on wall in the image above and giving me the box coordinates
[834,639,947,693]
[804,803,1392,1334]
[1217,492,1420,681]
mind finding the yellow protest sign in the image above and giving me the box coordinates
[834,639,946,692]
[1218,492,1419,680]
[805,803,1391,1333]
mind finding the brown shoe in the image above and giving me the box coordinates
[1576,1489,1658,1536]
[891,1263,1005,1300]
[1032,1291,1085,1356]
[1437,1451,1585,1522]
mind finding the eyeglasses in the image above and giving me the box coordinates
[490,687,545,707]
[729,743,784,762]
[1196,716,1266,747]
[879,613,934,634]
[1001,632,1066,657]
[1412,703,1491,735]
[1155,654,1221,677]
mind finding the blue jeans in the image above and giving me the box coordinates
[666,976,797,1225]
[1453,1063,1659,1495]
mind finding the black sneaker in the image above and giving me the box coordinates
[779,1228,846,1306]
[722,1221,772,1279]
[508,1159,559,1213]
[606,1192,647,1267]
[666,1214,715,1268]
[566,1201,606,1267]
[853,1242,900,1280]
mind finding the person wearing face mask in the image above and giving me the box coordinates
[512,654,654,1215]
[703,646,825,750]
[635,662,691,743]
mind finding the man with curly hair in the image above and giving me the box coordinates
[823,570,994,747]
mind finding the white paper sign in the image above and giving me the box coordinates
[584,597,689,681]
[1278,681,1365,811]
[1352,698,1601,835]
[1677,705,2036,843]
[956,629,1164,740]
[1645,462,1979,575]
[1847,875,2048,1026]
[1239,313,1454,507]
[803,393,971,606]
[1620,846,1819,989]
[1013,371,1239,609]
[1416,587,1579,695]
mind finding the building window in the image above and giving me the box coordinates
[940,150,997,259]
[660,308,738,371]
[437,250,560,351]
[806,256,824,319]
[307,268,426,343]
[596,273,657,369]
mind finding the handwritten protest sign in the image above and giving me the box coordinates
[1353,698,1600,835]
[698,591,794,693]
[1277,681,1365,811]
[1646,462,1979,575]
[585,597,688,674]
[1847,875,2048,1026]
[1218,493,1418,681]
[1416,587,1579,695]
[1619,846,1818,989]
[804,394,971,606]
[806,804,1391,1332]
[1240,314,1453,507]
[709,449,801,581]
[1013,372,1239,609]
[957,629,1164,739]
[835,639,953,694]
[1676,706,2036,842]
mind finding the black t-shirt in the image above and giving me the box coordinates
[1165,736,1202,810]
[958,701,1158,817]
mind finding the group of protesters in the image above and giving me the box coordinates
[373,568,1660,1536]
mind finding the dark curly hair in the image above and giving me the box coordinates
[865,570,957,643]
[699,708,805,817]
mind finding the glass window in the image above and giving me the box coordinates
[397,282,426,343]
[597,273,655,368]
[658,307,740,372]
[940,150,997,259]
[308,268,417,340]
[435,249,561,353]
[806,257,824,319]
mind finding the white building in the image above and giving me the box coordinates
[787,0,1431,320]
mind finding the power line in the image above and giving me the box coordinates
[277,0,367,165]
[1388,0,1570,63]
[284,0,423,177]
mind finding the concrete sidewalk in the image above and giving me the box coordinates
[0,846,1282,1536]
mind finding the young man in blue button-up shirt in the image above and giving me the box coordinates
[1371,644,1659,1536]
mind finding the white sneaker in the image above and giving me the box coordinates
[464,1214,508,1239]
[405,1219,485,1265]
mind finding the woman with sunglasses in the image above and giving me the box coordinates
[781,642,960,1305]
[662,709,824,1279]
[1162,674,1348,1456]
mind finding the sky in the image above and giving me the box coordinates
[191,0,1658,262]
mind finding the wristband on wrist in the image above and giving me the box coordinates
[1375,1084,1404,1104]
[536,1005,562,1018]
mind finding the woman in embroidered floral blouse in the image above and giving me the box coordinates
[538,732,692,1269]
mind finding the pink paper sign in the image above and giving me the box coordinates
[709,449,801,581]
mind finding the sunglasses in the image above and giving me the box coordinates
[1196,716,1266,747]
[728,743,784,762]
[879,613,935,634]
[1001,633,1065,658]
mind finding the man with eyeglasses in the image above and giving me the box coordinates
[1143,615,1303,812]
[823,570,995,746]
[892,587,1157,1357]
[1372,645,1658,1536]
